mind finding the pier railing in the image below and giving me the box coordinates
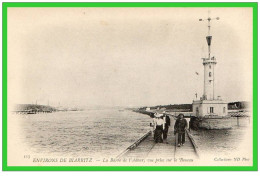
[116,131,152,158]
[185,129,200,157]
[228,111,250,117]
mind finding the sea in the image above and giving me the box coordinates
[11,108,151,158]
[10,108,251,160]
[189,117,252,158]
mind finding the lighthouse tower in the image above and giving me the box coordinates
[192,14,230,129]
[202,18,217,101]
[203,55,216,100]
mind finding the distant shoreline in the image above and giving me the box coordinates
[13,104,84,114]
[136,101,250,112]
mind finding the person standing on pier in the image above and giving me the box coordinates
[153,113,164,143]
[174,114,187,147]
[163,112,171,143]
[150,113,156,137]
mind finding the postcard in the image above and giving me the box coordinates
[3,4,257,170]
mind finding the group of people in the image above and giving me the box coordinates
[151,112,187,147]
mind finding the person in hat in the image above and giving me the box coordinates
[153,113,164,143]
[149,113,156,136]
[174,114,187,147]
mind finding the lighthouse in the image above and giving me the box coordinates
[192,13,230,129]
[201,15,218,100]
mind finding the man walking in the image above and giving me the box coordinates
[174,114,187,147]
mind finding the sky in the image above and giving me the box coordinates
[8,8,252,107]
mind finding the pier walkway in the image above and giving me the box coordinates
[119,117,199,160]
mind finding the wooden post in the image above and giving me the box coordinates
[174,134,177,158]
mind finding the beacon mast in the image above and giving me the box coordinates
[199,14,219,100]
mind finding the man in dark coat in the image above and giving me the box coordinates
[174,114,187,147]
[163,113,171,142]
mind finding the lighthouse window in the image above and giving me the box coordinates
[210,107,214,113]
[209,72,212,77]
[209,65,211,69]
[223,107,226,113]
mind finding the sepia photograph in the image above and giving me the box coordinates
[4,4,256,169]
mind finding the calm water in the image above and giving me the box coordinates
[190,117,251,157]
[14,108,151,158]
[12,110,251,159]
